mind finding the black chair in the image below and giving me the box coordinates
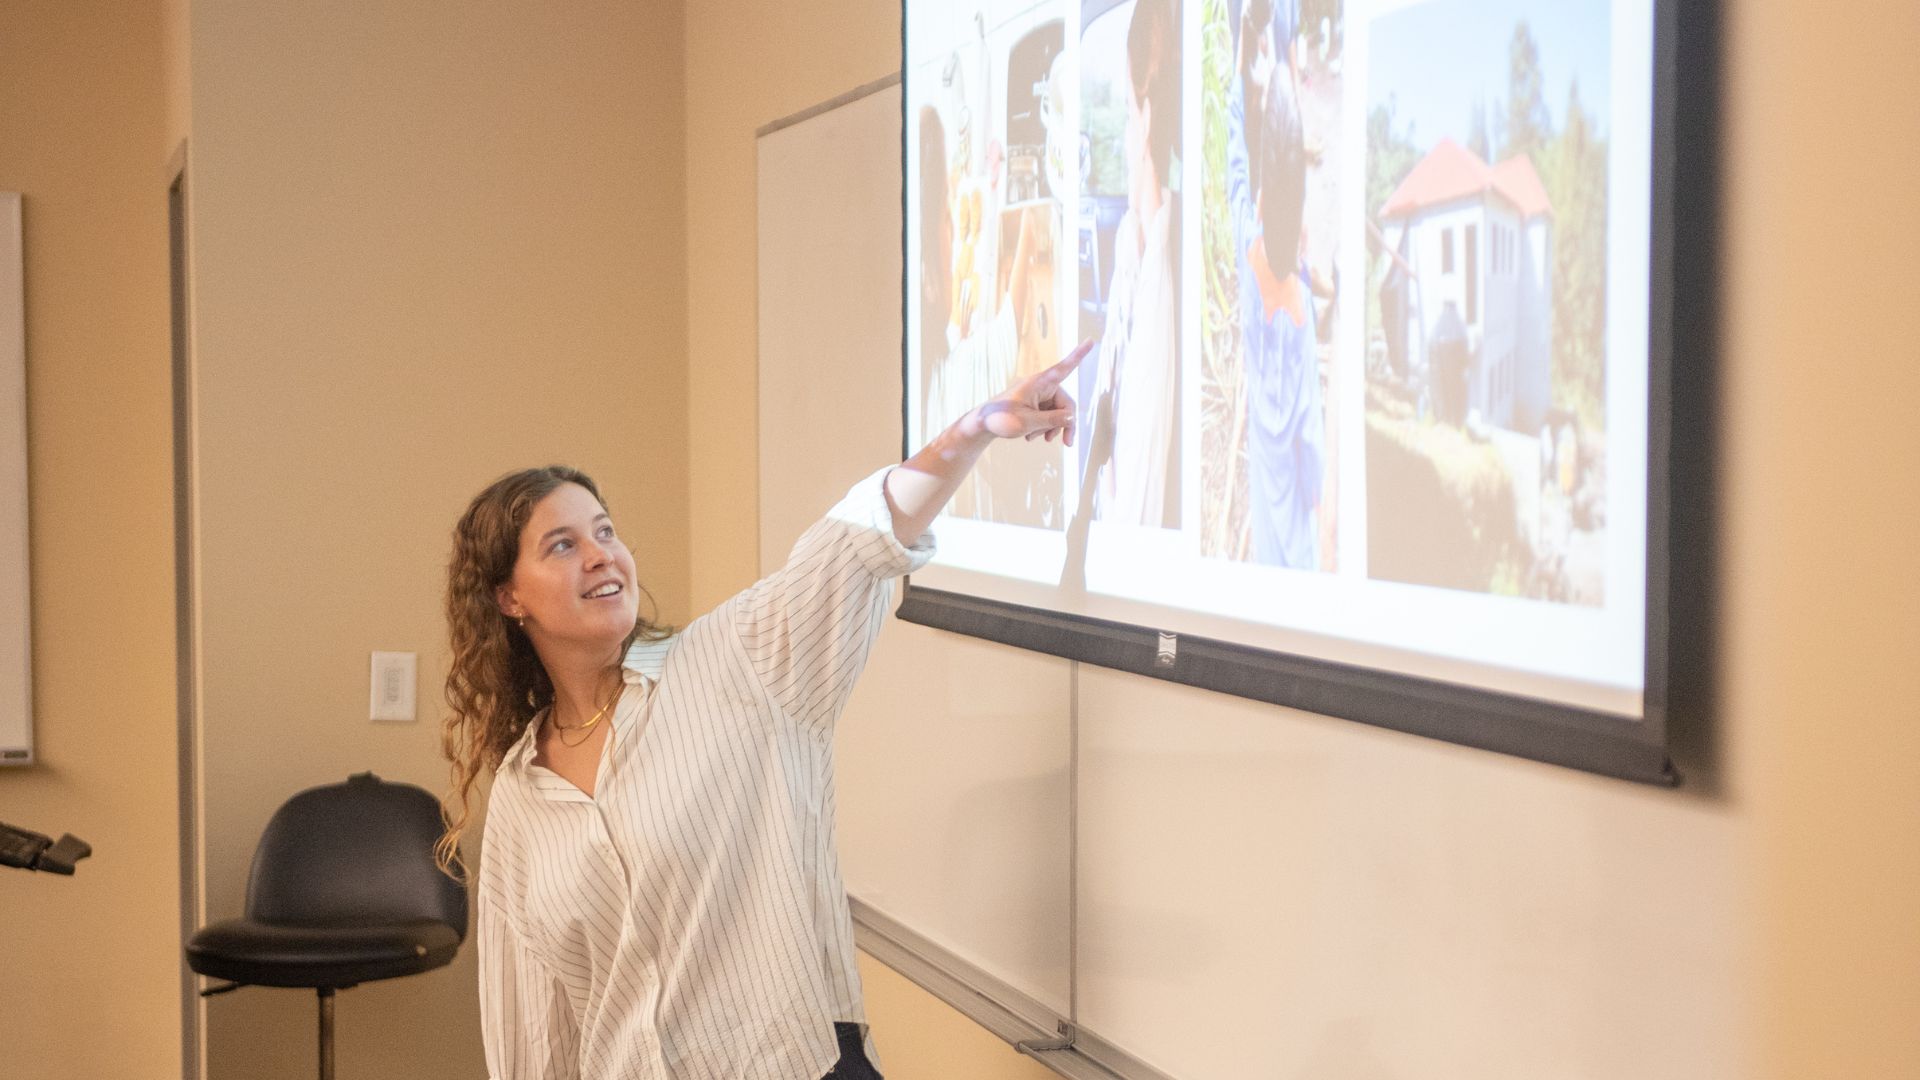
[187,772,467,1080]
[0,820,91,874]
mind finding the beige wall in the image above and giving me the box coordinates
[182,1,688,1077]
[0,2,181,1079]
[162,0,191,150]
[0,1,1915,1078]
[857,954,1057,1080]
[684,0,904,613]
[1729,2,1920,1075]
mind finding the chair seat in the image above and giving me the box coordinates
[186,917,461,990]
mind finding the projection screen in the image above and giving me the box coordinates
[899,0,1680,783]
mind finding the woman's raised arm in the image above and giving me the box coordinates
[883,339,1092,544]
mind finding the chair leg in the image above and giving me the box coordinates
[317,987,336,1080]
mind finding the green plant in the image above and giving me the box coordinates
[1198,0,1247,559]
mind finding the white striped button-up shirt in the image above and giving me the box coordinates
[476,468,934,1079]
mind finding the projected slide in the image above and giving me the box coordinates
[905,0,1659,723]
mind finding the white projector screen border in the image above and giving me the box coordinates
[898,0,1693,786]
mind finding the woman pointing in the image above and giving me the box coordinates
[439,340,1088,1080]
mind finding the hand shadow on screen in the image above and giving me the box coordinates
[1059,387,1116,595]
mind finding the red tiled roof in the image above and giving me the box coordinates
[1491,155,1553,218]
[1380,137,1554,221]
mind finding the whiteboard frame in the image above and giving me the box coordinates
[897,0,1694,787]
[2,192,30,766]
[852,897,1176,1080]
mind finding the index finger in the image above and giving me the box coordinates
[1039,339,1096,386]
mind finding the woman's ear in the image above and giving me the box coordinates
[495,583,522,620]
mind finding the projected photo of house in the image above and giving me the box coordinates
[1363,0,1612,605]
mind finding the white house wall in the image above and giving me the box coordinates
[1517,217,1554,430]
[1405,196,1546,429]
[1408,199,1482,347]
[1480,203,1524,428]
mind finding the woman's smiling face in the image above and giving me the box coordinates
[496,482,639,651]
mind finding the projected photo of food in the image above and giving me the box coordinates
[1362,0,1612,605]
[1075,0,1182,530]
[1198,0,1345,571]
[911,1,1071,528]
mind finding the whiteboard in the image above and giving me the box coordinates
[1,192,29,766]
[755,78,1075,1018]
[754,78,1742,1080]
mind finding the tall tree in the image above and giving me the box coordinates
[1504,21,1551,162]
[1468,95,1492,161]
[1537,78,1609,428]
[1367,99,1422,231]
[1366,99,1422,347]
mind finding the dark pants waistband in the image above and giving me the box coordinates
[821,1022,881,1080]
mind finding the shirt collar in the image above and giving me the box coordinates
[621,634,675,684]
[1247,235,1307,328]
[501,634,676,776]
[505,712,543,773]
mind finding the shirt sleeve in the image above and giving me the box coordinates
[1227,75,1258,257]
[478,851,579,1079]
[732,465,936,739]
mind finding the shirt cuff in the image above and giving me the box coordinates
[847,466,937,578]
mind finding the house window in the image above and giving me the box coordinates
[1441,228,1454,274]
[1465,223,1478,323]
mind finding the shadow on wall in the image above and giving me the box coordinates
[1663,0,1724,803]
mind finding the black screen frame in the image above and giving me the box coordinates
[897,0,1694,786]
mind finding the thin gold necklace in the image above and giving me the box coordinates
[552,682,619,748]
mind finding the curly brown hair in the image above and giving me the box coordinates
[437,465,670,881]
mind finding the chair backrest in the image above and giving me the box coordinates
[245,772,467,939]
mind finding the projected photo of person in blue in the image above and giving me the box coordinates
[1363,0,1611,605]
[915,3,1071,528]
[1199,0,1345,571]
[1076,0,1183,530]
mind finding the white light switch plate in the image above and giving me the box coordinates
[370,651,417,722]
